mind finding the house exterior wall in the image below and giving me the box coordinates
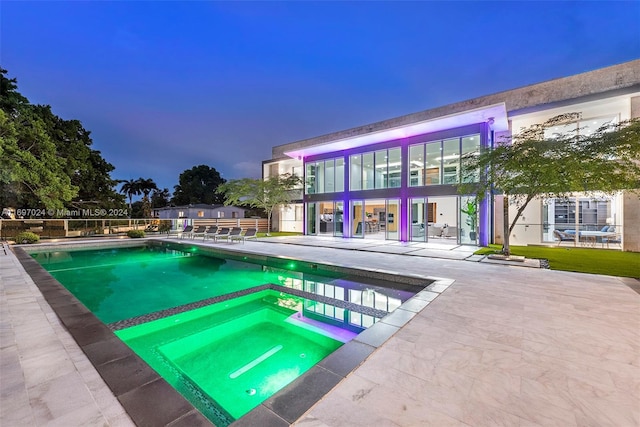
[504,90,639,250]
[262,158,304,233]
[266,60,640,250]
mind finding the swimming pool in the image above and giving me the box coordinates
[29,241,426,425]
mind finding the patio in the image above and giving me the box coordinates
[1,237,638,426]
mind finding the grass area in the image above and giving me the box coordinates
[476,244,640,278]
[256,231,302,238]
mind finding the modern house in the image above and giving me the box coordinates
[154,204,247,220]
[263,60,640,251]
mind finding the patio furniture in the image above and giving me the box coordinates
[230,227,258,243]
[190,225,208,239]
[218,227,242,242]
[202,226,219,240]
[602,234,621,248]
[211,227,230,242]
[167,225,193,239]
[553,229,576,246]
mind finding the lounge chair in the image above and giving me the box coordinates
[602,233,621,248]
[167,225,193,238]
[553,229,576,246]
[212,227,231,242]
[230,227,258,244]
[202,226,219,240]
[190,225,208,239]
[219,227,242,243]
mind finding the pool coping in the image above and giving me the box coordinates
[14,239,453,426]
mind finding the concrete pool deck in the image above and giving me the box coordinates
[1,237,638,426]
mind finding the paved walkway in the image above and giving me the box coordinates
[1,237,638,426]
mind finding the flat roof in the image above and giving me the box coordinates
[284,103,507,159]
[274,59,640,160]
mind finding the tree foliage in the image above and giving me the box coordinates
[217,173,301,233]
[0,107,77,210]
[119,179,141,216]
[151,187,171,208]
[460,113,640,255]
[137,178,158,218]
[0,68,122,213]
[172,165,226,205]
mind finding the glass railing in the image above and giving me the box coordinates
[507,223,622,249]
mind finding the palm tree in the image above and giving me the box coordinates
[119,179,142,218]
[137,178,158,218]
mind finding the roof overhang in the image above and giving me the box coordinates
[284,103,508,159]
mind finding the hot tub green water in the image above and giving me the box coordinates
[31,243,416,425]
[116,290,343,424]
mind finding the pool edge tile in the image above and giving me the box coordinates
[262,365,343,424]
[117,377,197,426]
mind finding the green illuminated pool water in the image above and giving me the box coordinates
[31,243,416,425]
[32,245,334,323]
[116,290,342,424]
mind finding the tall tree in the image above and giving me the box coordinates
[151,188,171,208]
[0,68,122,212]
[32,104,122,209]
[460,113,640,256]
[172,165,226,205]
[119,179,142,217]
[137,178,158,218]
[0,108,78,211]
[217,173,301,234]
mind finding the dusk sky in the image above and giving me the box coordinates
[2,1,639,195]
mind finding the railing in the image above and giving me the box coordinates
[507,223,622,249]
[0,218,269,240]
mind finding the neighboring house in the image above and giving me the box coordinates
[154,204,247,220]
[263,60,640,251]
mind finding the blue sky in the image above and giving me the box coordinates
[2,1,639,193]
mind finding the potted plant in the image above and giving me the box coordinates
[461,199,478,241]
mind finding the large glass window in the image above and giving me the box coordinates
[325,160,335,193]
[362,152,374,190]
[335,158,344,192]
[350,148,401,190]
[409,144,424,187]
[375,150,388,188]
[461,135,480,183]
[351,200,364,237]
[410,197,427,242]
[305,157,345,194]
[544,115,618,139]
[425,142,441,185]
[316,161,325,193]
[388,148,401,188]
[350,154,362,191]
[305,163,316,194]
[410,134,480,187]
[442,138,459,184]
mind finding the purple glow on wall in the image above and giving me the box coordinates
[284,104,507,160]
[479,196,489,247]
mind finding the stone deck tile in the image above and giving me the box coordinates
[2,238,639,427]
[0,252,135,427]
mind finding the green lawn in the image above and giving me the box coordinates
[256,232,303,238]
[476,245,640,278]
